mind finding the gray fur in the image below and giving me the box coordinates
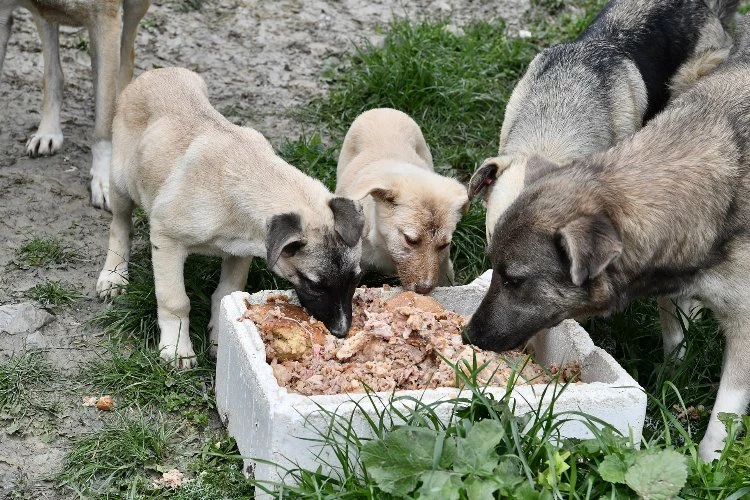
[465,29,750,461]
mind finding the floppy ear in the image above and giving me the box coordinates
[266,213,305,269]
[329,197,365,247]
[557,213,623,287]
[524,155,561,185]
[346,177,396,204]
[468,156,512,198]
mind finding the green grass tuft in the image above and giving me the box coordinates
[57,410,181,495]
[84,343,215,414]
[0,351,59,435]
[25,280,85,310]
[17,235,79,268]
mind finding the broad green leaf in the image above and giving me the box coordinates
[624,449,688,500]
[454,419,504,475]
[464,476,501,500]
[417,470,461,500]
[361,426,451,496]
[599,454,629,484]
[514,482,553,500]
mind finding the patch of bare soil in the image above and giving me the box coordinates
[0,0,527,496]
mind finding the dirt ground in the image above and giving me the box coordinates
[0,0,528,496]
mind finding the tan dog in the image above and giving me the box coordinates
[0,0,151,210]
[97,68,364,368]
[336,108,468,294]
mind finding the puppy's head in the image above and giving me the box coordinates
[463,175,622,351]
[266,197,364,338]
[358,172,468,294]
[469,155,562,242]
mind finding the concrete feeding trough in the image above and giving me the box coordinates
[215,282,646,493]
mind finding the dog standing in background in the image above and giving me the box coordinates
[336,108,469,294]
[464,18,750,461]
[0,0,151,210]
[468,0,738,358]
[97,68,365,368]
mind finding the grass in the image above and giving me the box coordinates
[84,343,215,417]
[57,410,181,496]
[16,235,79,268]
[25,280,85,310]
[0,351,59,435]
[76,0,750,497]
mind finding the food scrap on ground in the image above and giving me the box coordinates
[152,468,185,489]
[242,288,579,396]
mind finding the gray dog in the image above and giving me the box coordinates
[464,18,750,461]
[469,0,738,359]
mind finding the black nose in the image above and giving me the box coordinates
[328,324,349,339]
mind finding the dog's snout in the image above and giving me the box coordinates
[414,281,434,294]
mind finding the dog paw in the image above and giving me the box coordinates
[90,141,112,211]
[159,343,198,369]
[26,132,63,157]
[91,176,111,211]
[97,268,128,298]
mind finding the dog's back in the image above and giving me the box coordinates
[580,0,737,118]
[336,108,433,186]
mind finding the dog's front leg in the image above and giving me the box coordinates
[97,190,135,297]
[88,10,122,211]
[657,296,687,361]
[151,236,196,369]
[699,322,750,461]
[26,16,63,157]
[0,7,13,79]
[208,255,252,357]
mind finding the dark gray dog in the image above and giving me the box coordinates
[469,0,739,359]
[464,18,750,461]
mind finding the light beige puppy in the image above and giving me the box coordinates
[97,68,364,368]
[0,0,151,210]
[336,108,468,294]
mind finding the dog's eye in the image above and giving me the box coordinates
[404,234,420,246]
[437,242,450,251]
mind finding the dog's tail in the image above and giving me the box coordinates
[705,0,740,28]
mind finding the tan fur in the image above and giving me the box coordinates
[97,68,363,368]
[336,108,468,294]
[0,0,150,209]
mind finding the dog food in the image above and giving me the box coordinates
[242,289,581,396]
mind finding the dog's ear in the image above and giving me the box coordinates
[346,178,396,205]
[468,156,512,198]
[524,155,561,185]
[556,213,622,286]
[266,213,305,268]
[330,197,364,247]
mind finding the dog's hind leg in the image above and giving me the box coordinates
[0,7,13,79]
[97,189,134,298]
[150,234,196,369]
[208,255,252,357]
[26,16,63,157]
[118,0,150,92]
[657,296,688,361]
[699,318,750,461]
[88,8,122,211]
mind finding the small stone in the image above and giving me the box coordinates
[0,302,55,334]
[96,395,115,411]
